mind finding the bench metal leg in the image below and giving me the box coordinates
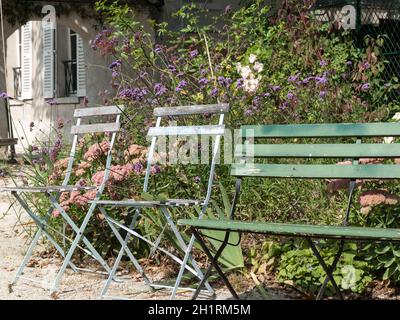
[314,179,356,299]
[191,227,239,300]
[306,238,343,300]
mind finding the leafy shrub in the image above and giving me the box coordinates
[277,241,372,295]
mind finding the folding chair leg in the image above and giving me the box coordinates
[11,194,78,286]
[100,207,152,298]
[48,195,111,273]
[306,238,343,300]
[160,207,214,295]
[51,204,99,293]
[170,234,203,300]
[192,228,239,300]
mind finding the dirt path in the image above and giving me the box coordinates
[0,187,268,300]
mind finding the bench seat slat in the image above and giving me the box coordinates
[231,163,400,179]
[241,123,400,138]
[93,199,204,208]
[237,143,400,158]
[0,138,18,146]
[74,105,124,118]
[147,125,225,137]
[153,104,229,117]
[70,122,120,135]
[178,219,400,241]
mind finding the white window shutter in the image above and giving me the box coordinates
[76,35,86,97]
[42,22,55,99]
[21,22,32,99]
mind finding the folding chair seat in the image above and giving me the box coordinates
[0,186,96,193]
[94,103,229,300]
[95,199,204,208]
[1,105,124,293]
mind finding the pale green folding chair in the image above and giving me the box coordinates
[93,103,229,300]
[0,105,123,293]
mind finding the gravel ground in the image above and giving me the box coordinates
[0,173,288,300]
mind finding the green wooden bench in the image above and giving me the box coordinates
[178,122,400,300]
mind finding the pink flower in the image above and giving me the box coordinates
[92,170,106,186]
[359,189,399,208]
[84,141,110,162]
[52,210,61,218]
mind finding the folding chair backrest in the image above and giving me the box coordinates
[62,105,124,193]
[143,103,230,206]
[233,123,400,179]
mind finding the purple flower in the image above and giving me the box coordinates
[190,49,198,58]
[319,90,327,98]
[224,5,232,14]
[279,101,289,110]
[134,31,142,41]
[287,92,295,100]
[346,60,353,66]
[154,45,162,54]
[50,139,62,162]
[263,92,271,97]
[0,170,5,177]
[302,76,314,85]
[211,88,219,97]
[194,176,201,183]
[168,64,176,73]
[154,83,167,96]
[252,96,261,107]
[118,87,148,101]
[271,85,281,92]
[133,162,144,173]
[151,165,161,174]
[175,80,187,92]
[319,60,328,67]
[236,78,244,89]
[46,99,58,106]
[112,70,119,78]
[288,73,300,83]
[199,78,209,87]
[109,59,122,69]
[0,92,8,99]
[363,62,370,69]
[217,76,232,87]
[244,109,253,116]
[315,76,328,85]
[361,83,370,91]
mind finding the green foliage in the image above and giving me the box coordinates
[358,206,400,283]
[277,241,372,295]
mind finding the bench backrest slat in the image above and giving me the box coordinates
[70,122,120,135]
[73,105,124,118]
[234,122,400,180]
[237,143,400,158]
[147,125,225,137]
[232,163,400,179]
[153,103,229,117]
[240,123,400,138]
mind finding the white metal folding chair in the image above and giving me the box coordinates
[0,105,123,293]
[94,103,229,299]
